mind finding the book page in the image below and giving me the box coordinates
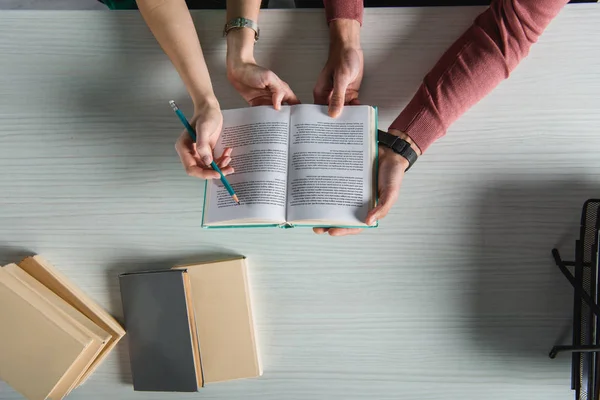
[203,106,290,226]
[287,105,375,226]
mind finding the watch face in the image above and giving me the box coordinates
[230,18,243,29]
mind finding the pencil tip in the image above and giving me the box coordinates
[232,195,240,205]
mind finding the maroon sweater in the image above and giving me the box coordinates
[324,0,568,152]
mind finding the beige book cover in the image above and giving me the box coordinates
[0,266,92,400]
[182,271,204,388]
[3,264,110,393]
[18,255,125,384]
[173,257,261,383]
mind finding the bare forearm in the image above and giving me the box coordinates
[227,0,261,22]
[226,0,262,68]
[136,0,216,106]
[329,19,360,51]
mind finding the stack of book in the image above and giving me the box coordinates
[119,257,262,392]
[0,256,125,400]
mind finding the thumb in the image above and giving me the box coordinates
[366,188,398,226]
[329,73,351,118]
[195,130,214,167]
[271,87,285,111]
[266,73,291,110]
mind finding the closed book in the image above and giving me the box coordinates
[0,265,93,400]
[3,264,110,394]
[18,256,125,384]
[173,257,262,383]
[119,269,202,392]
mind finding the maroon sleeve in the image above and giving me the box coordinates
[323,0,364,25]
[389,0,568,152]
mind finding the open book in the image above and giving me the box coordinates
[202,104,378,228]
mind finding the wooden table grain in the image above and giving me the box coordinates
[1,5,600,400]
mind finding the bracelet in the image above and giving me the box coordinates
[223,17,260,42]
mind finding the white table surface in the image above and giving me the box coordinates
[1,5,600,400]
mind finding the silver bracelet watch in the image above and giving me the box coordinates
[223,17,260,42]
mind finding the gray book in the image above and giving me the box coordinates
[119,270,202,392]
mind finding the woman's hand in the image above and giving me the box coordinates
[174,99,234,179]
[226,28,299,109]
[227,61,300,109]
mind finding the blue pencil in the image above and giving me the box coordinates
[169,100,240,205]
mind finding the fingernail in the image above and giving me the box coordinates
[202,156,212,166]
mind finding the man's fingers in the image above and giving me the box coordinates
[328,228,364,236]
[349,98,361,106]
[313,227,363,236]
[366,188,398,226]
[329,74,352,118]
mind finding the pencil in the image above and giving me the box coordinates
[169,100,240,205]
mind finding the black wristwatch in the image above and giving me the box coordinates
[377,130,418,171]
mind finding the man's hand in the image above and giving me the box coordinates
[314,19,363,118]
[313,130,421,236]
[175,98,234,179]
[227,61,300,109]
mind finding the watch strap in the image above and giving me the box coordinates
[223,17,260,41]
[377,130,418,171]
